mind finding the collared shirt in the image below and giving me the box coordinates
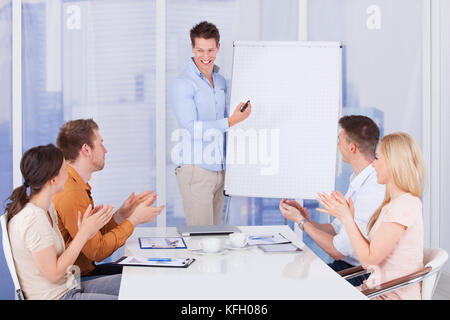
[168,58,229,172]
[331,164,386,266]
[53,165,134,276]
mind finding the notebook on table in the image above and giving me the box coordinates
[138,237,187,249]
[115,256,195,268]
[176,225,240,236]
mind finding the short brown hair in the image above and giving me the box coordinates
[190,21,220,47]
[339,115,380,159]
[56,119,99,161]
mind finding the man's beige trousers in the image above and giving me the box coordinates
[175,164,225,225]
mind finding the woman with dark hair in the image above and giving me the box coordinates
[6,144,121,300]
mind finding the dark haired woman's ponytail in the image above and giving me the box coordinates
[5,184,30,221]
[4,144,64,222]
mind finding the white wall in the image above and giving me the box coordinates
[440,0,450,274]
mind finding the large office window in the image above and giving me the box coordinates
[22,0,63,150]
[0,0,14,300]
[307,0,423,260]
[61,0,157,221]
[308,0,421,141]
[21,0,157,224]
[0,1,12,203]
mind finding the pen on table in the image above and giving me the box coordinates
[165,238,179,246]
[147,258,172,262]
[240,100,250,112]
[249,235,274,240]
[182,258,190,265]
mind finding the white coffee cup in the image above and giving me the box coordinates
[200,237,223,253]
[229,232,248,248]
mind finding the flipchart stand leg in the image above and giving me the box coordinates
[224,195,231,224]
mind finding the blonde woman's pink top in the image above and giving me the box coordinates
[363,193,424,300]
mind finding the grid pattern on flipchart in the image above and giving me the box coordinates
[225,44,340,199]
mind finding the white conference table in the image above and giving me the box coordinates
[118,225,367,300]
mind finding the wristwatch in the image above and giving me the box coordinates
[298,219,310,231]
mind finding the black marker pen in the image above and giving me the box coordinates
[240,100,250,112]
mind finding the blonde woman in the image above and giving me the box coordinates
[317,132,424,300]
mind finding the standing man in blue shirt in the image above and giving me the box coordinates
[168,21,252,226]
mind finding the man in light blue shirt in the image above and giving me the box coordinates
[168,21,251,226]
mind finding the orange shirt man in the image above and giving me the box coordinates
[53,119,164,277]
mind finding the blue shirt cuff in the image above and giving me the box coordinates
[217,117,229,131]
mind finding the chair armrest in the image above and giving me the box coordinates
[361,266,432,299]
[16,289,24,300]
[337,265,365,277]
[337,265,370,280]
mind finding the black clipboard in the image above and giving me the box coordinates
[114,256,195,268]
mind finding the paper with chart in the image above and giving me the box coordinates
[138,237,187,249]
[224,41,342,199]
[247,233,292,246]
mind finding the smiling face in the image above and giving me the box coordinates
[372,148,391,185]
[191,37,220,75]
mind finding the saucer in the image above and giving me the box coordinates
[227,244,255,251]
[188,248,229,256]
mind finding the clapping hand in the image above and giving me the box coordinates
[127,193,165,226]
[283,199,310,220]
[78,204,116,240]
[316,191,355,222]
[279,199,308,224]
[116,190,155,223]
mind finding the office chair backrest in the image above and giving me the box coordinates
[422,247,448,300]
[1,213,25,300]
